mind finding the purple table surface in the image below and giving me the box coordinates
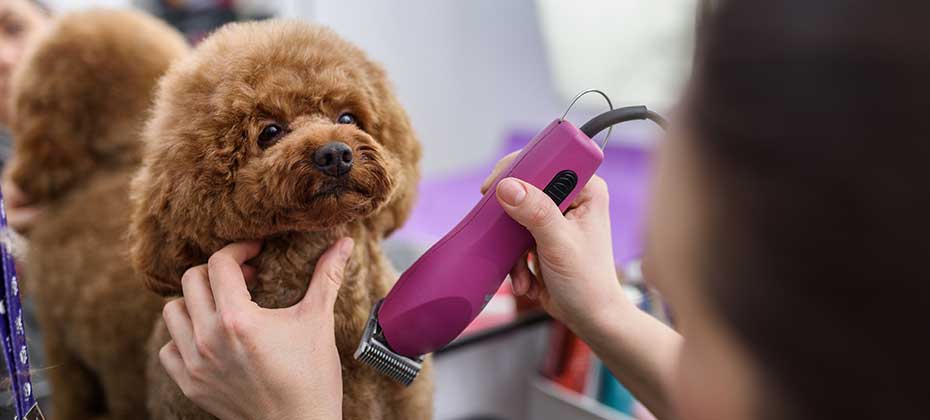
[393,129,654,266]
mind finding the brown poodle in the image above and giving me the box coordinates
[7,9,189,419]
[129,20,433,419]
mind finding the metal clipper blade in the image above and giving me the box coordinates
[354,300,423,386]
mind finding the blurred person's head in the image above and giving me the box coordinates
[0,0,49,126]
[648,0,930,419]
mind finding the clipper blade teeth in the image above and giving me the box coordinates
[354,300,424,386]
[355,339,421,386]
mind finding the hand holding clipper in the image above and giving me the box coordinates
[356,91,666,385]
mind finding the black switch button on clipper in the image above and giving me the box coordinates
[543,170,578,205]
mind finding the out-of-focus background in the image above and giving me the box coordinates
[40,0,695,176]
[3,1,696,419]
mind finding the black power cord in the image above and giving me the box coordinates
[579,105,668,139]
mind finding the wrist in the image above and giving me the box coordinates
[572,299,650,361]
[265,406,340,420]
[262,394,341,420]
[568,285,638,341]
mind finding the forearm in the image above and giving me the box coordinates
[574,304,682,420]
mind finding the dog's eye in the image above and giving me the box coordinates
[258,124,285,148]
[337,113,359,126]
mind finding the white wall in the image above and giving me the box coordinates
[538,0,696,111]
[290,0,567,176]
[44,0,675,175]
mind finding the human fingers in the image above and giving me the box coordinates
[298,237,353,314]
[496,178,570,245]
[6,205,44,232]
[207,240,262,313]
[158,341,193,394]
[509,252,535,296]
[565,176,610,221]
[180,265,215,331]
[480,151,520,194]
[162,298,199,364]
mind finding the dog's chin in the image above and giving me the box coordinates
[309,179,357,201]
[293,178,387,229]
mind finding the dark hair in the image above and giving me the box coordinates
[689,1,930,419]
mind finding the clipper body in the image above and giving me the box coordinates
[355,119,604,384]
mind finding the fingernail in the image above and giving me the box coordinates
[498,178,526,206]
[339,238,354,258]
[514,278,527,296]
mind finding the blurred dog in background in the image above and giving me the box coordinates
[7,9,188,419]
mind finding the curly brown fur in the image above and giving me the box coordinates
[129,20,432,420]
[8,9,189,419]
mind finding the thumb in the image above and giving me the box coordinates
[496,178,568,245]
[300,237,354,314]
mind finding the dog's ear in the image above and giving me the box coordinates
[128,168,207,296]
[129,219,203,296]
[366,73,422,238]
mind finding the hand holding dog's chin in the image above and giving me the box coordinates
[159,238,355,420]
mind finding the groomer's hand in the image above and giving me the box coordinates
[160,238,354,420]
[1,164,44,234]
[481,153,633,336]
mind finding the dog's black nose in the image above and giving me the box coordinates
[313,142,354,177]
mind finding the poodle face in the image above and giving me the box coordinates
[131,20,421,294]
[218,76,399,237]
